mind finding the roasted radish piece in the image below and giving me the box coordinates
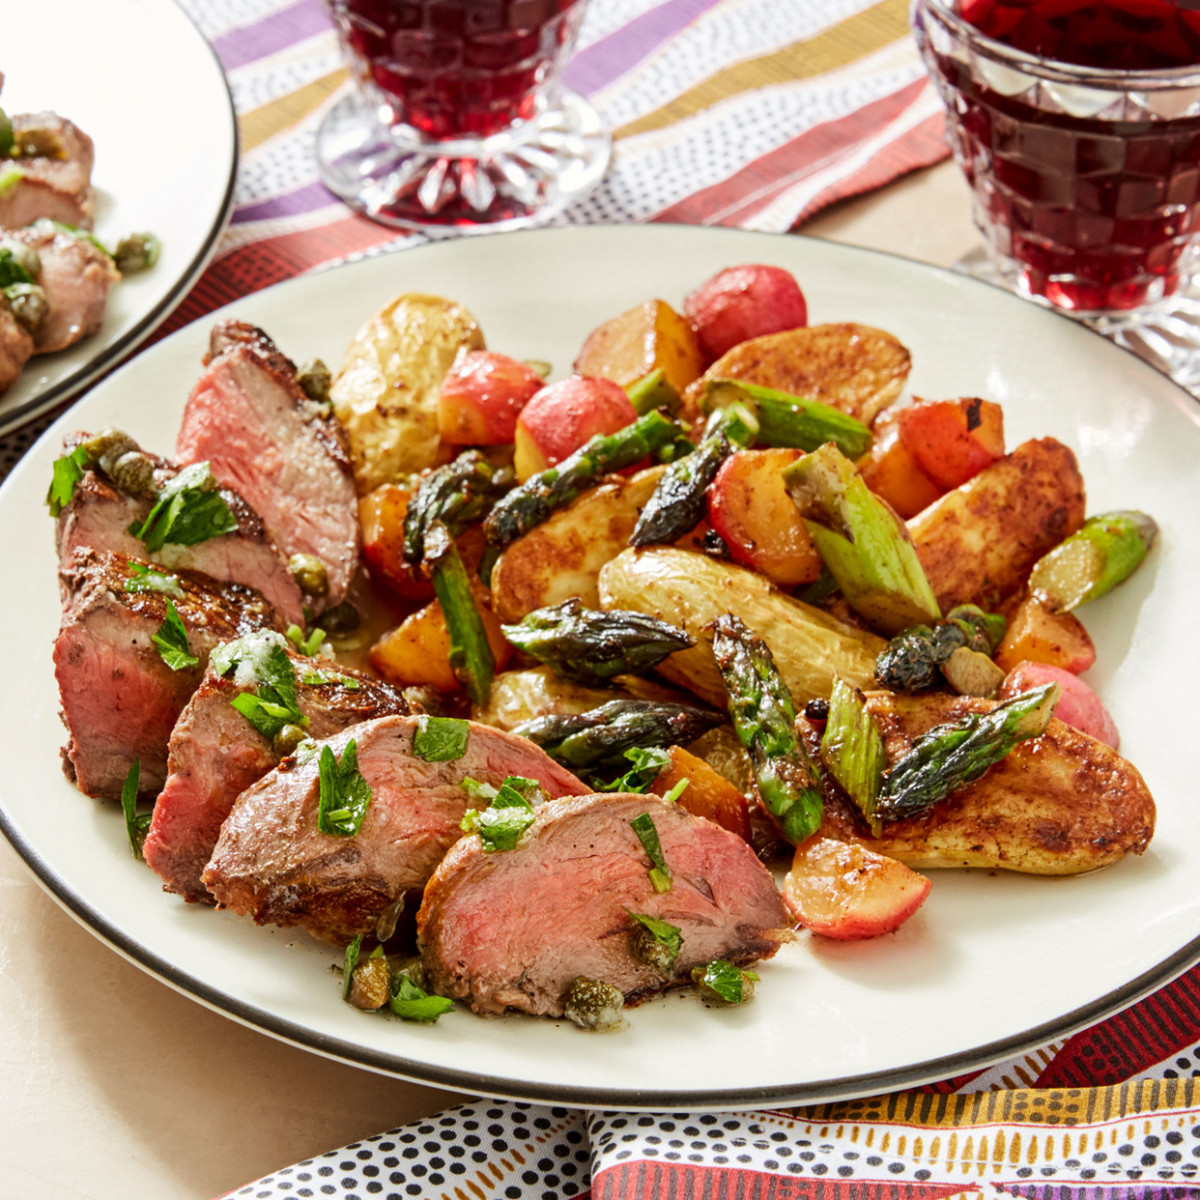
[894,398,1004,491]
[683,264,808,364]
[574,299,704,395]
[708,448,822,588]
[857,412,945,519]
[994,594,1096,674]
[358,483,435,602]
[683,322,910,428]
[513,376,639,482]
[783,837,931,940]
[438,351,544,446]
[1000,661,1119,749]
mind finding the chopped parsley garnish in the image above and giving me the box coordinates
[130,461,238,552]
[342,934,363,1001]
[213,636,309,742]
[0,164,23,198]
[286,624,326,657]
[124,562,183,598]
[152,602,199,671]
[388,972,455,1022]
[460,778,541,852]
[662,777,689,804]
[31,218,111,257]
[317,740,372,837]
[120,759,151,859]
[300,668,359,689]
[597,746,670,793]
[46,445,91,516]
[460,777,498,804]
[412,715,470,762]
[0,245,33,287]
[627,911,683,972]
[693,959,758,1006]
[629,811,672,893]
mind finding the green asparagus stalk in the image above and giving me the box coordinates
[701,378,872,459]
[483,410,681,549]
[711,614,823,845]
[513,699,723,770]
[424,520,495,706]
[403,449,514,564]
[625,367,682,416]
[876,683,1060,822]
[783,443,940,635]
[501,597,693,684]
[819,677,886,832]
[1028,511,1158,613]
[630,403,758,547]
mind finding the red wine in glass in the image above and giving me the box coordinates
[921,0,1200,311]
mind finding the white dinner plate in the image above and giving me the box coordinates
[0,0,236,434]
[2,225,1198,1110]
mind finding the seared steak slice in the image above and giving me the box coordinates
[417,792,790,1018]
[144,639,409,902]
[7,224,117,353]
[55,433,306,625]
[0,113,96,228]
[203,715,589,943]
[54,549,285,799]
[0,303,34,395]
[176,321,358,613]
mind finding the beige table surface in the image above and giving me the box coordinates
[0,159,980,1200]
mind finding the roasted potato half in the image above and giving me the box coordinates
[597,547,885,708]
[908,437,1086,613]
[490,465,664,623]
[331,293,485,494]
[682,322,911,427]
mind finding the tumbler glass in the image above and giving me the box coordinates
[912,0,1200,391]
[317,0,610,232]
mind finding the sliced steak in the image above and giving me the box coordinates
[7,224,117,353]
[0,302,34,394]
[144,638,409,902]
[54,549,285,800]
[417,792,790,1018]
[203,715,589,944]
[55,432,306,625]
[176,321,359,613]
[0,113,95,228]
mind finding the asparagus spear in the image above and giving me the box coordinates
[403,449,514,564]
[783,443,940,635]
[1028,511,1158,612]
[424,520,495,706]
[630,403,758,547]
[711,614,823,845]
[483,410,681,549]
[876,683,1060,822]
[501,597,693,684]
[701,378,872,459]
[820,677,886,832]
[513,699,723,770]
[625,367,682,416]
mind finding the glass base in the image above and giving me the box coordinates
[954,247,1200,398]
[315,88,611,234]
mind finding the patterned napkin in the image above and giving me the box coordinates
[222,963,1200,1198]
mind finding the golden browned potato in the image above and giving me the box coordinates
[907,437,1086,613]
[331,293,484,494]
[597,547,885,708]
[682,322,911,426]
[812,691,1155,875]
[489,465,664,623]
[573,299,704,395]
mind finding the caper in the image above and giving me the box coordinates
[0,240,40,277]
[289,553,329,598]
[113,232,161,275]
[630,925,678,975]
[15,126,65,159]
[296,358,332,406]
[562,976,625,1031]
[316,600,361,634]
[347,956,391,1011]
[6,282,46,333]
[80,429,138,474]
[272,723,308,757]
[111,451,157,498]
